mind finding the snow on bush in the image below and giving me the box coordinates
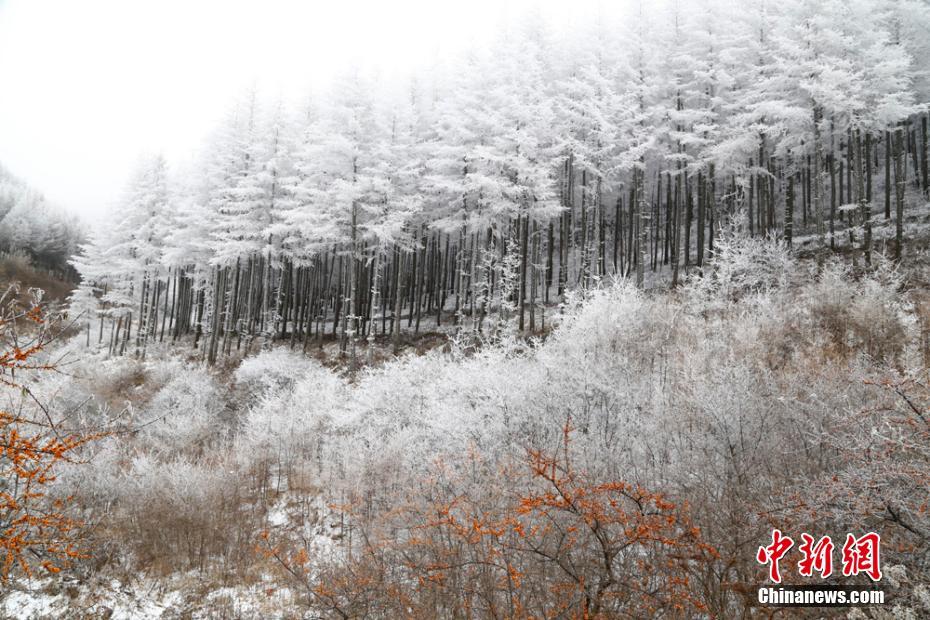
[233,348,320,400]
[135,363,226,455]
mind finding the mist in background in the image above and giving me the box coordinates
[0,0,597,221]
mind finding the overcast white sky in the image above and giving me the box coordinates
[0,0,593,221]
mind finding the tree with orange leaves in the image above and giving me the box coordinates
[405,420,716,618]
[0,292,93,581]
[511,420,716,617]
[261,419,716,618]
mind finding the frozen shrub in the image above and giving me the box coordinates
[90,357,150,409]
[135,364,226,455]
[234,359,346,497]
[113,453,253,574]
[54,436,124,507]
[234,348,319,401]
[547,281,649,362]
[687,228,794,303]
[847,265,908,364]
[803,259,909,363]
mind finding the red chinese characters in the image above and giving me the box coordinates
[759,530,882,583]
[841,532,882,582]
[797,533,834,578]
[757,529,794,584]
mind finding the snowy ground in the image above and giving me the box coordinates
[1,501,342,619]
[2,576,301,619]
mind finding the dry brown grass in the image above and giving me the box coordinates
[0,253,75,304]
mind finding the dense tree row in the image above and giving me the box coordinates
[71,0,930,364]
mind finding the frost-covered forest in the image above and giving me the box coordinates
[3,0,930,618]
[0,165,83,276]
[69,0,930,365]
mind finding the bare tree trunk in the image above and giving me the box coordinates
[367,246,381,365]
[393,247,405,354]
[671,164,682,287]
[109,315,120,357]
[910,121,921,188]
[415,228,426,334]
[120,311,131,357]
[855,131,871,266]
[612,196,621,274]
[684,172,692,266]
[597,180,605,277]
[453,227,463,325]
[223,258,241,357]
[529,219,538,333]
[696,170,705,266]
[846,128,853,204]
[545,221,553,304]
[207,267,223,365]
[653,172,661,269]
[748,158,755,237]
[707,163,716,256]
[768,157,776,232]
[865,132,873,203]
[813,106,825,242]
[578,170,587,287]
[895,125,907,260]
[160,271,170,342]
[886,130,892,219]
[922,113,929,197]
[636,165,647,288]
[348,202,359,373]
[135,274,148,357]
[830,141,837,250]
[785,156,794,247]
